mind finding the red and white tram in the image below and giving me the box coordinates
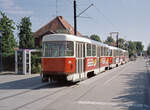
[41,34,129,82]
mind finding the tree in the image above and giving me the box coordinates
[0,12,17,57]
[18,17,34,49]
[104,36,115,46]
[135,41,144,56]
[90,34,101,42]
[118,38,125,49]
[128,41,136,57]
[124,41,129,50]
[0,12,17,70]
[147,43,150,55]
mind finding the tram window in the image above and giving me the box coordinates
[106,48,108,56]
[117,50,119,56]
[83,44,85,57]
[44,43,48,56]
[111,50,112,56]
[104,48,106,56]
[51,44,59,57]
[97,46,100,57]
[87,44,91,56]
[114,50,116,56]
[99,46,101,57]
[105,48,107,56]
[110,50,112,56]
[101,47,103,56]
[65,42,74,56]
[92,45,96,56]
[43,41,74,57]
[108,49,112,56]
[104,47,106,56]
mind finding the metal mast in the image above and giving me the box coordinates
[74,0,77,35]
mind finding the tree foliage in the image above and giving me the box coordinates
[0,12,17,57]
[90,34,101,42]
[18,17,34,49]
[147,43,150,55]
[128,41,136,57]
[104,36,115,46]
[118,38,125,49]
[134,41,144,55]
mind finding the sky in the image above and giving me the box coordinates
[0,0,150,50]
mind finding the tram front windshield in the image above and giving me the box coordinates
[43,41,74,57]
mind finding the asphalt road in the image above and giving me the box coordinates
[0,57,150,110]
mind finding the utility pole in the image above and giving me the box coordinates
[110,32,119,47]
[73,0,93,36]
[74,0,77,35]
[116,33,119,47]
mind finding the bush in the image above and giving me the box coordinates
[31,52,41,74]
[2,54,15,71]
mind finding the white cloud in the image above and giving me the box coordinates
[0,0,33,15]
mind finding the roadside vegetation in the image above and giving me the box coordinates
[0,12,41,73]
[147,43,150,56]
[0,12,17,71]
[90,34,144,57]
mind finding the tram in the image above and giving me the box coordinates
[41,34,129,82]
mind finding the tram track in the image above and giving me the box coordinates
[0,83,49,101]
[10,64,130,110]
[0,62,132,110]
[75,61,132,101]
[0,81,79,102]
[13,83,79,110]
[42,62,133,110]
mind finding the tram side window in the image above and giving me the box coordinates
[110,50,112,56]
[103,47,105,56]
[117,50,119,56]
[65,42,74,56]
[97,46,100,57]
[106,48,109,56]
[110,50,113,56]
[87,44,91,56]
[114,50,116,57]
[108,49,112,56]
[101,47,103,56]
[105,47,107,56]
[44,43,49,56]
[92,45,96,56]
[104,47,107,56]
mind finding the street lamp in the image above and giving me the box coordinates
[0,30,2,72]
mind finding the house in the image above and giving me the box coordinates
[33,16,82,47]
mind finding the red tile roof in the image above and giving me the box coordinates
[34,16,82,38]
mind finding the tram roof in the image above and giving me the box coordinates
[43,34,106,46]
[42,34,127,52]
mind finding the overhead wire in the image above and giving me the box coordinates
[64,0,125,38]
[93,5,117,29]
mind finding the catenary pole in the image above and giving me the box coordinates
[74,0,77,35]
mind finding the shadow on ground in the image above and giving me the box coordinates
[112,66,150,110]
[0,75,76,90]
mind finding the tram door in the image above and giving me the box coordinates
[76,42,85,78]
